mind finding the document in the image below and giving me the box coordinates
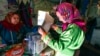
[37,10,54,32]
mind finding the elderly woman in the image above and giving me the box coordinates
[0,12,33,56]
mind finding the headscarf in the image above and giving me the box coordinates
[0,12,23,32]
[56,2,86,32]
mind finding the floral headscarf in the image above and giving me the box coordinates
[56,2,86,32]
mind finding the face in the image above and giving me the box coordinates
[10,14,20,25]
[56,12,67,23]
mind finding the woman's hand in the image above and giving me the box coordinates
[0,44,6,48]
[51,24,58,31]
[38,27,47,39]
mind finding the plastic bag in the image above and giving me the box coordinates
[25,32,47,56]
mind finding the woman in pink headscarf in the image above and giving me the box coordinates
[38,2,86,56]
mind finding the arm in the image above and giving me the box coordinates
[0,24,6,45]
[55,27,62,34]
[51,24,63,34]
[42,24,85,51]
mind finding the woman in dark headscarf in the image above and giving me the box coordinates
[38,2,86,56]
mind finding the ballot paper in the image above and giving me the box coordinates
[37,10,54,32]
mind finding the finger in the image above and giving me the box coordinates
[0,44,6,47]
[38,27,42,32]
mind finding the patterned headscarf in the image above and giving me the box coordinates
[56,2,80,22]
[56,2,86,32]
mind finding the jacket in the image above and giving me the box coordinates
[42,24,85,56]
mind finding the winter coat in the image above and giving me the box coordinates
[0,23,31,45]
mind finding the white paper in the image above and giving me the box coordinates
[37,10,54,32]
[37,10,46,25]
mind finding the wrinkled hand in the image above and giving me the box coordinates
[38,27,47,39]
[51,24,58,31]
[0,44,6,48]
[40,50,45,56]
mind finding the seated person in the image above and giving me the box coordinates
[0,12,33,50]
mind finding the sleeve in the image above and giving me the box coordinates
[42,24,85,51]
[0,24,7,44]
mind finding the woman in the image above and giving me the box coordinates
[0,12,33,56]
[0,12,32,46]
[38,2,86,56]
